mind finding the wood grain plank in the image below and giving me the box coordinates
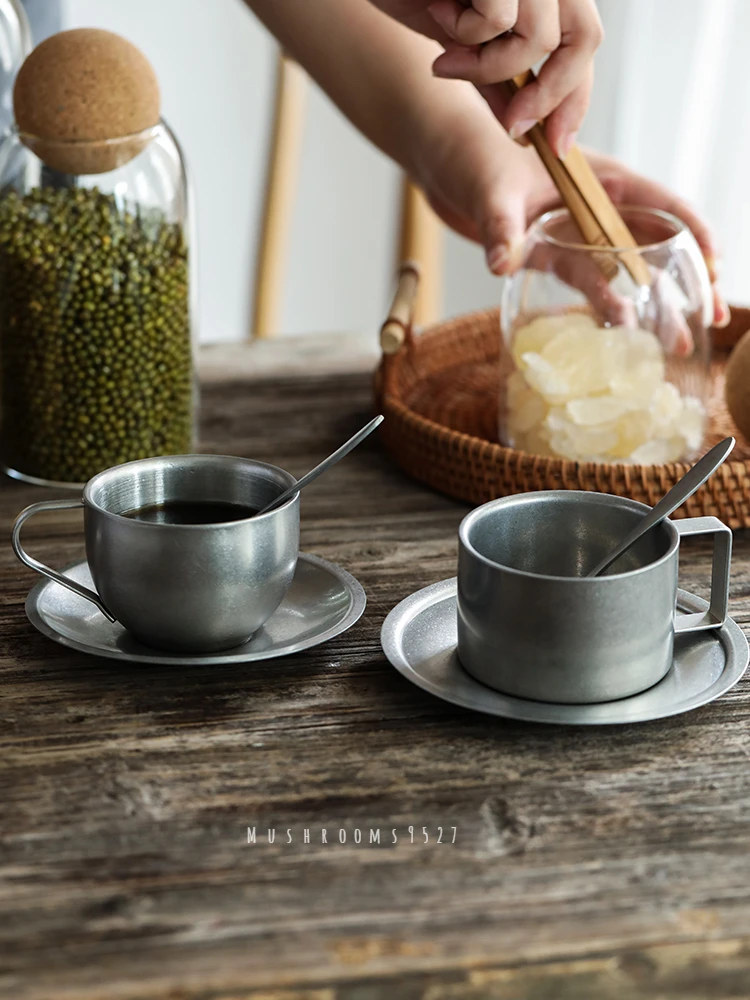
[1,371,750,998]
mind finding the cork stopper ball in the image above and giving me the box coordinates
[13,28,161,175]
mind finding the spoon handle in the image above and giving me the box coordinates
[257,414,385,516]
[587,436,735,578]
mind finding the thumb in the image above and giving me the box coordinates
[478,188,527,275]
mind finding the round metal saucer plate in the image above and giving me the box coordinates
[381,579,749,725]
[26,553,366,666]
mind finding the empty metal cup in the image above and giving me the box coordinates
[12,455,300,653]
[457,491,732,704]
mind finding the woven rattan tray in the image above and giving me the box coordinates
[376,305,750,529]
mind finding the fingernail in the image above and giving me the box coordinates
[487,244,523,275]
[486,246,508,274]
[509,119,536,141]
[705,253,722,281]
[715,298,731,328]
[557,131,576,159]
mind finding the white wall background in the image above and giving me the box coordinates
[62,0,750,344]
[587,0,750,312]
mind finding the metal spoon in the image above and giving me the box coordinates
[586,436,735,578]
[256,414,385,516]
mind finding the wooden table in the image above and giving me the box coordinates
[3,360,750,999]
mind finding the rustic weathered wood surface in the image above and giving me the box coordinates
[2,365,750,1000]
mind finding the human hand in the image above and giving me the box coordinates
[370,0,603,157]
[562,150,729,330]
[417,128,729,329]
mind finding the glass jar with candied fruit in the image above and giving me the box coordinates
[501,208,713,465]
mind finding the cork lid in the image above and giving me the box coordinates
[13,28,161,175]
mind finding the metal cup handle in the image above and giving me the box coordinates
[674,516,732,634]
[11,499,116,622]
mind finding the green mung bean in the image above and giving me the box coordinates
[0,186,192,483]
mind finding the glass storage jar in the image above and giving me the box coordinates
[0,120,196,486]
[500,207,713,465]
[0,0,30,133]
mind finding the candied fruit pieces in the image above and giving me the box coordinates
[566,396,632,426]
[510,313,593,368]
[504,316,706,463]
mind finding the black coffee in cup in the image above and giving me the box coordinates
[123,501,259,524]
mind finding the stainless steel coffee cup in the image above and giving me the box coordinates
[457,491,731,704]
[12,455,300,653]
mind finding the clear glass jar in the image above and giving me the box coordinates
[0,120,197,486]
[501,207,713,465]
[0,0,31,133]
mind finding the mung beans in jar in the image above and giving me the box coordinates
[0,31,196,486]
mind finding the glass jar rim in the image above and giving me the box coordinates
[14,121,162,149]
[531,205,690,255]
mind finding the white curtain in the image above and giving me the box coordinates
[584,0,750,306]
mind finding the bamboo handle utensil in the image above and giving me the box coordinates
[398,183,442,329]
[380,261,420,354]
[505,71,651,287]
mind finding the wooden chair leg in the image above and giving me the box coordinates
[397,177,442,329]
[252,51,308,340]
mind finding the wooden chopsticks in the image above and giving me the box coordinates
[505,71,651,286]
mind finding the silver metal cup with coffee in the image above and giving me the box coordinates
[12,454,300,652]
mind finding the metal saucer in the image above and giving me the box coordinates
[26,553,366,666]
[381,579,749,725]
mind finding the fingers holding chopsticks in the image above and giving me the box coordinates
[540,64,593,160]
[433,0,562,85]
[503,0,602,151]
[427,0,520,45]
[432,0,603,150]
[369,0,602,138]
